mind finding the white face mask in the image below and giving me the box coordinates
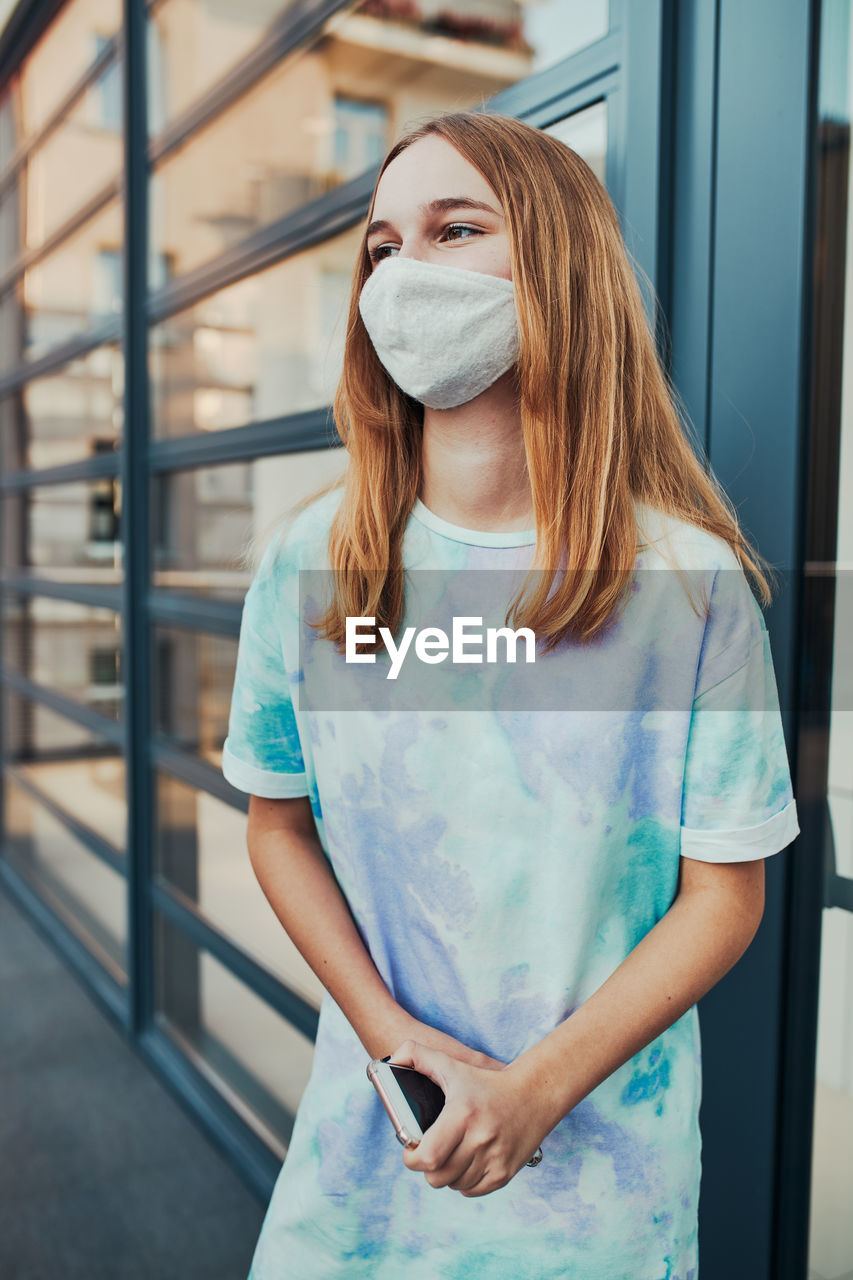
[358,256,519,409]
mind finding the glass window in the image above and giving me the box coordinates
[93,34,122,132]
[22,77,123,255]
[0,80,16,161]
[545,98,608,187]
[0,479,123,578]
[0,276,24,373]
[19,198,123,361]
[0,344,124,473]
[333,95,389,179]
[2,594,123,719]
[0,178,21,272]
[149,0,609,280]
[154,911,316,1151]
[150,449,346,595]
[153,625,236,761]
[522,0,609,70]
[3,775,127,979]
[2,689,126,850]
[154,770,325,1010]
[149,227,359,436]
[148,0,304,131]
[15,0,122,141]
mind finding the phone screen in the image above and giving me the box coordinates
[390,1065,446,1132]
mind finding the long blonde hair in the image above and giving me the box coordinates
[276,110,776,654]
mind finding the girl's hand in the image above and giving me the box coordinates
[376,1010,506,1071]
[390,1039,548,1197]
[396,1020,507,1072]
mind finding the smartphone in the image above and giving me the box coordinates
[367,1057,544,1167]
[367,1058,446,1149]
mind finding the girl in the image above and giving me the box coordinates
[222,111,800,1279]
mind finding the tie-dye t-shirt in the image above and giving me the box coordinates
[221,487,799,1280]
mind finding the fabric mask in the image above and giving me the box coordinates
[358,256,519,409]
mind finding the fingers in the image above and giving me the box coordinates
[389,1038,450,1091]
[402,1109,465,1175]
[413,1123,470,1186]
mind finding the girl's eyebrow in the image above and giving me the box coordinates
[366,196,503,240]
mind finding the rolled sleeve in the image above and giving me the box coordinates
[221,535,310,799]
[679,581,800,863]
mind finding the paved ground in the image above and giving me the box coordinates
[0,882,267,1280]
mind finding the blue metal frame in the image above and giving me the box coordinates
[121,0,153,1049]
[669,3,819,1277]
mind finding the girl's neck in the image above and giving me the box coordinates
[419,372,534,533]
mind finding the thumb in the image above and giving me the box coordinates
[390,1038,453,1092]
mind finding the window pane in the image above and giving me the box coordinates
[0,178,21,273]
[0,480,123,579]
[149,0,609,280]
[154,911,316,1151]
[544,98,608,187]
[148,0,304,132]
[2,689,126,850]
[3,594,123,720]
[0,345,124,473]
[154,771,325,1011]
[150,450,345,595]
[149,228,360,436]
[20,199,123,361]
[15,0,122,141]
[153,626,236,762]
[3,775,127,979]
[524,0,609,69]
[22,77,124,254]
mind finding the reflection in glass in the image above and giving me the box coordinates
[153,625,237,760]
[14,0,121,142]
[545,99,608,187]
[151,449,345,595]
[148,0,303,131]
[0,345,124,472]
[3,776,127,978]
[2,689,126,850]
[0,177,20,268]
[0,480,122,577]
[20,199,123,360]
[154,910,316,1151]
[149,227,359,436]
[523,0,608,69]
[2,595,123,720]
[334,95,388,180]
[154,770,325,1009]
[149,0,608,280]
[22,80,123,254]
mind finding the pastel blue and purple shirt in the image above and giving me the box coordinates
[222,487,799,1280]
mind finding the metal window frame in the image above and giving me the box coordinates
[667,3,823,1278]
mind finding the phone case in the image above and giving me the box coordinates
[366,1059,426,1148]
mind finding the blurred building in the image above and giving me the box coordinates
[0,1,849,1278]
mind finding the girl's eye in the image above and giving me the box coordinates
[367,224,483,264]
[443,223,482,243]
